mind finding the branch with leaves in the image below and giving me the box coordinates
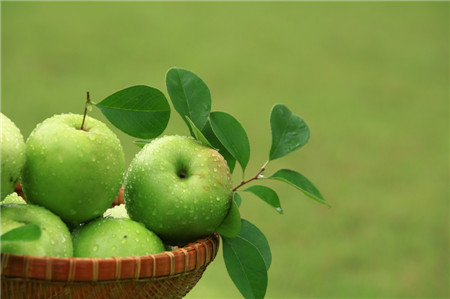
[92,67,328,299]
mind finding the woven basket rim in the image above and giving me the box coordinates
[1,233,220,282]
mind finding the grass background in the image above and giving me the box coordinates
[1,2,448,298]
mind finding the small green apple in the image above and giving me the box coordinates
[20,113,125,226]
[124,135,232,245]
[0,113,25,201]
[1,203,73,257]
[72,217,165,257]
[1,216,24,234]
[103,204,129,219]
[1,192,26,205]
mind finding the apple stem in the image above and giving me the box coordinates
[80,91,90,131]
[232,161,268,192]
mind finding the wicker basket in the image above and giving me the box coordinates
[1,184,220,299]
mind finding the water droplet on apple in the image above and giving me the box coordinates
[216,197,220,201]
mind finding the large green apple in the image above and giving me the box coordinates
[0,113,26,200]
[21,113,125,226]
[72,217,165,257]
[124,135,232,245]
[1,203,73,257]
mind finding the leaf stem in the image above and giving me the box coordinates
[80,91,90,131]
[233,161,269,192]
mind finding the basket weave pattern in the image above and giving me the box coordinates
[1,233,219,298]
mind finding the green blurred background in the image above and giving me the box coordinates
[1,2,448,298]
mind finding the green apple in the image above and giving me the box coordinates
[20,113,125,226]
[124,135,232,245]
[1,203,73,257]
[103,203,129,219]
[1,192,26,205]
[72,217,165,257]
[0,113,26,201]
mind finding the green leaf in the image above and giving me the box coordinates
[244,185,283,214]
[269,104,310,161]
[1,223,42,242]
[223,236,268,299]
[201,120,236,173]
[166,67,211,133]
[209,112,250,173]
[134,140,152,148]
[269,169,329,207]
[216,196,241,238]
[96,85,170,139]
[239,219,272,270]
[185,116,212,147]
[233,192,242,207]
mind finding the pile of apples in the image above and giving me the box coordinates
[1,112,232,257]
